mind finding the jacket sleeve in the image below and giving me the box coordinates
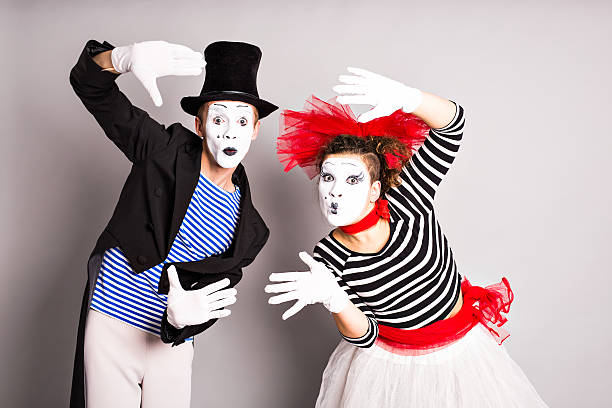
[160,308,217,346]
[159,268,239,345]
[69,40,175,163]
[159,224,270,346]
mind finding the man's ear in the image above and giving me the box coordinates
[195,116,204,138]
[251,120,261,141]
[370,180,381,203]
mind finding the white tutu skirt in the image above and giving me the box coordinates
[315,323,548,408]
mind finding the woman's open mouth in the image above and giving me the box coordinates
[223,147,237,156]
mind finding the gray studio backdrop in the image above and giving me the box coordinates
[2,0,611,407]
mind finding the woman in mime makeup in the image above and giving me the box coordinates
[266,67,549,407]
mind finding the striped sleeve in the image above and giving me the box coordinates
[393,102,465,212]
[340,314,379,348]
[313,241,379,348]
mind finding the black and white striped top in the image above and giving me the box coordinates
[313,102,465,348]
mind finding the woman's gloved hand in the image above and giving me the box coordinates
[111,40,205,106]
[332,67,423,122]
[265,252,349,320]
[166,265,237,329]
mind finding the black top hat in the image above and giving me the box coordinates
[181,41,278,119]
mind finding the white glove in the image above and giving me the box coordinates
[166,265,237,329]
[265,252,350,320]
[332,66,423,123]
[111,41,205,107]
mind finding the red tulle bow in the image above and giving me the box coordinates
[375,199,391,220]
[277,96,429,178]
[467,277,514,343]
[384,150,409,169]
[376,278,514,354]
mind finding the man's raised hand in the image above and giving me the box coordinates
[111,41,205,107]
[166,265,237,329]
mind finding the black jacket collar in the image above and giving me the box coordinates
[157,139,258,294]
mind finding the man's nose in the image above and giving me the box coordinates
[219,125,237,139]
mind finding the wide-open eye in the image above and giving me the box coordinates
[213,116,224,125]
[346,174,363,185]
[239,117,248,126]
[321,173,334,182]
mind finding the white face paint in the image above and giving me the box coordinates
[318,156,373,227]
[204,101,257,168]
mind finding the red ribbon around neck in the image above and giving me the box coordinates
[340,199,391,235]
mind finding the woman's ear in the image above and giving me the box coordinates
[370,180,381,203]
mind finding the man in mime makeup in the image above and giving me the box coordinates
[69,39,277,408]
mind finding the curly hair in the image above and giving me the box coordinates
[317,134,411,194]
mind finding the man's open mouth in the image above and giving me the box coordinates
[223,147,237,156]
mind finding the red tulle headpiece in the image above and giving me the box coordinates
[277,96,430,179]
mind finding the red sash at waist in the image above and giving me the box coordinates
[377,278,513,353]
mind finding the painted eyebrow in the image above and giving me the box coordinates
[323,161,362,168]
[212,103,228,108]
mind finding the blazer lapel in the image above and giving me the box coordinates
[226,166,256,261]
[157,162,257,294]
[167,142,201,254]
[180,164,256,273]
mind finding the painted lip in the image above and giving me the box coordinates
[330,202,338,215]
[223,147,237,156]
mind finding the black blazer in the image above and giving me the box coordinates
[68,40,270,408]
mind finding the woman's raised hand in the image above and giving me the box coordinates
[265,252,350,320]
[333,67,423,123]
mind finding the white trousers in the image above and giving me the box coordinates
[84,308,194,408]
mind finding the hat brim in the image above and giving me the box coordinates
[181,92,278,119]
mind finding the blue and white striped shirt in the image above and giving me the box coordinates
[90,172,241,338]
